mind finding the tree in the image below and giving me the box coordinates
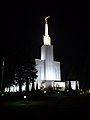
[15,66,25,93]
[29,59,38,92]
[23,59,38,92]
[15,59,38,93]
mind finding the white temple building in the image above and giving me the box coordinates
[35,16,64,89]
[34,16,79,91]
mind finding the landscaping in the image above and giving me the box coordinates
[0,91,90,119]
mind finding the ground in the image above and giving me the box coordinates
[0,92,90,119]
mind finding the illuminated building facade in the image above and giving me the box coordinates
[35,16,62,89]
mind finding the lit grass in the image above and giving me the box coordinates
[8,100,42,107]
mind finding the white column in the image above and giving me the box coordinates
[45,23,48,36]
[43,23,51,45]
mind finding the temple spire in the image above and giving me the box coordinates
[45,16,50,36]
[43,16,51,45]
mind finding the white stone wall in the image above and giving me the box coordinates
[53,61,61,81]
[66,81,79,90]
[35,44,61,83]
[35,59,44,80]
[41,45,53,61]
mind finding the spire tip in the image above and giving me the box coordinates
[45,16,50,23]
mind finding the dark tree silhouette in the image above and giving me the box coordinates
[15,66,25,93]
[28,59,38,92]
[15,59,38,93]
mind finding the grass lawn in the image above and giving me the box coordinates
[0,92,90,119]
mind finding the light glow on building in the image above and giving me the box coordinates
[35,16,61,89]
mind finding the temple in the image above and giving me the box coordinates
[35,16,63,89]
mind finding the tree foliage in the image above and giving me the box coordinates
[15,59,38,93]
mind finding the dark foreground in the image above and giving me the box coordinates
[0,92,90,119]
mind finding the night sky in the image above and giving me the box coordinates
[0,4,90,88]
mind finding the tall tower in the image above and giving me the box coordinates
[41,16,54,80]
[35,16,61,89]
[43,16,51,45]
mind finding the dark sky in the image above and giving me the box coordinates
[0,4,90,87]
